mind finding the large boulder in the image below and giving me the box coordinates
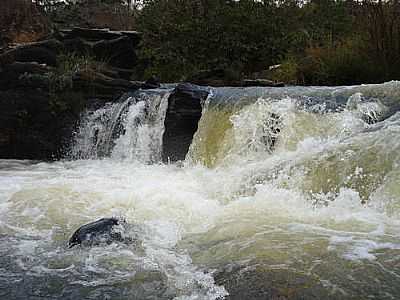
[162,83,209,162]
[0,39,63,67]
[69,217,127,248]
[58,28,141,70]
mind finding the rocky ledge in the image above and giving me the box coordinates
[0,27,158,160]
[0,27,284,161]
[187,69,284,87]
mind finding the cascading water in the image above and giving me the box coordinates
[1,81,400,299]
[71,89,171,163]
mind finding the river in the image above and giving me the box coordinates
[1,82,400,299]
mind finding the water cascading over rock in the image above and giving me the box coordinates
[71,81,400,168]
[71,89,171,163]
[1,81,400,300]
[71,83,210,163]
[162,83,209,162]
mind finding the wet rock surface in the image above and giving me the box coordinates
[0,27,149,160]
[0,28,286,161]
[162,83,209,162]
[69,217,127,248]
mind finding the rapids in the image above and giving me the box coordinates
[1,81,400,299]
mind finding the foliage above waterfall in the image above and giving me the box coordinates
[2,0,400,85]
[136,0,400,84]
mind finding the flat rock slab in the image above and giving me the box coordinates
[59,27,141,45]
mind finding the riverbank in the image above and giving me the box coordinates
[0,27,285,160]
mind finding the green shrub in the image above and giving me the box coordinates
[298,38,379,85]
[269,56,302,85]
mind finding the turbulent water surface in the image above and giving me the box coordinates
[1,82,400,299]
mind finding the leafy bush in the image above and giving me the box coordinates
[297,38,381,85]
[269,56,302,85]
[137,0,295,82]
[48,53,108,92]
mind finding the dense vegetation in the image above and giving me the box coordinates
[137,0,400,85]
[2,0,400,85]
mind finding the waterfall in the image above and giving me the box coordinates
[186,81,400,208]
[2,81,400,300]
[188,81,400,167]
[71,81,400,167]
[71,89,171,163]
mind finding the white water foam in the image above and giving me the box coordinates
[2,82,400,299]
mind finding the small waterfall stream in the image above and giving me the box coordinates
[1,82,400,299]
[71,89,171,163]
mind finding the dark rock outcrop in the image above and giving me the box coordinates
[69,217,126,248]
[58,27,141,70]
[0,27,285,161]
[60,28,126,41]
[0,62,51,89]
[0,88,83,159]
[0,40,61,66]
[0,27,147,160]
[0,27,141,76]
[162,83,209,162]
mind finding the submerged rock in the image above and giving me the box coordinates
[69,217,126,248]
